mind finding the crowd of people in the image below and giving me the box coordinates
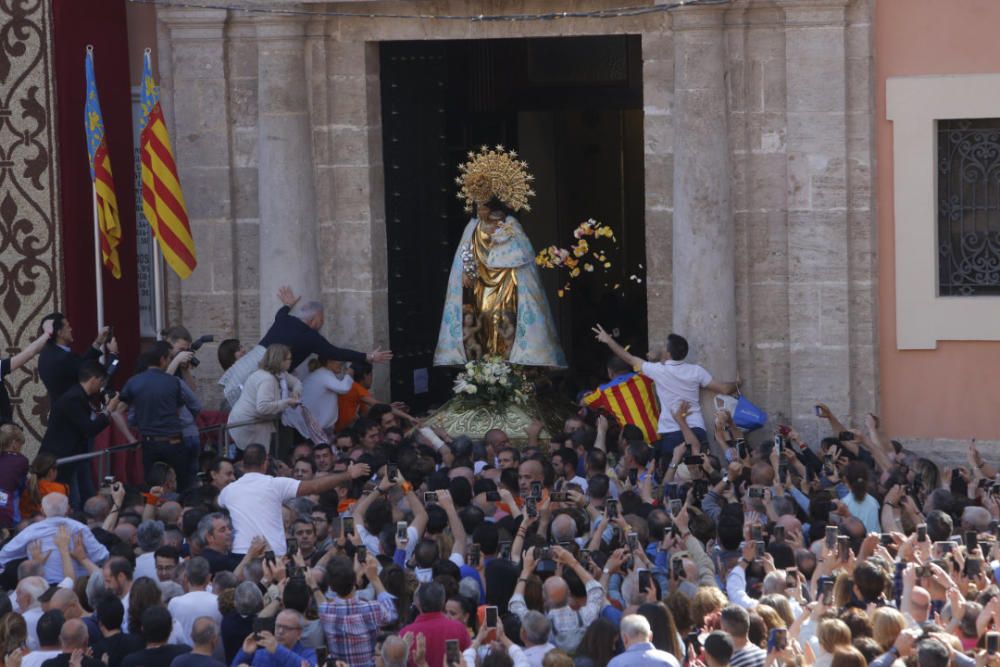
[0,290,995,667]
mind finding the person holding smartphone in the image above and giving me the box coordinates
[399,581,471,667]
[509,545,606,655]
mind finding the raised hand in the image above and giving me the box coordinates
[277,286,300,307]
[591,324,613,344]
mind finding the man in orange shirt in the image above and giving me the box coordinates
[335,361,373,432]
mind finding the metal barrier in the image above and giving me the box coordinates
[54,415,280,481]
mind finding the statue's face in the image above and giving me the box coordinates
[477,203,491,221]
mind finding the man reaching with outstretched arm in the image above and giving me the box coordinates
[593,324,737,461]
[220,286,393,406]
[218,443,370,557]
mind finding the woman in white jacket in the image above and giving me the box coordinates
[226,343,301,450]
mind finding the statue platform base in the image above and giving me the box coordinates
[424,395,575,446]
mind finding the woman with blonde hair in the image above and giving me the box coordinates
[226,344,303,450]
[0,425,30,528]
[871,607,905,652]
[816,619,854,667]
[0,612,26,656]
[690,586,728,631]
[755,604,787,633]
[830,646,867,667]
[19,451,68,521]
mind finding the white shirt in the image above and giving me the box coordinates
[21,649,59,667]
[302,368,353,430]
[168,590,222,644]
[219,472,300,556]
[120,591,131,633]
[24,606,42,650]
[135,551,157,582]
[521,643,556,667]
[640,360,713,434]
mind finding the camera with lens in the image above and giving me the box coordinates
[187,335,214,368]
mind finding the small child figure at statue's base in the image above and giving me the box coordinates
[498,310,516,354]
[462,307,483,360]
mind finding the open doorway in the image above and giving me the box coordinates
[380,35,647,410]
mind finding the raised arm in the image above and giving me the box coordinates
[297,462,370,497]
[436,490,467,559]
[592,324,645,370]
[8,321,52,372]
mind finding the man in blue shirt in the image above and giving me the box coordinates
[120,341,200,492]
[608,614,679,667]
[231,609,316,667]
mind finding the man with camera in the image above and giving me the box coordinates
[119,341,201,492]
[40,361,121,508]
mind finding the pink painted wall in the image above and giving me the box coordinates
[876,0,1000,440]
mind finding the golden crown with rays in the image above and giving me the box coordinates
[455,145,536,214]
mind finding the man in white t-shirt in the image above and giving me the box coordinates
[219,443,369,556]
[167,556,220,645]
[593,326,737,458]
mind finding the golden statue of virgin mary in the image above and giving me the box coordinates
[434,146,566,368]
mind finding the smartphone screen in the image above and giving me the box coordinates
[356,545,367,563]
[446,639,461,664]
[751,525,763,542]
[606,499,618,519]
[485,606,498,628]
[917,523,927,542]
[965,530,978,553]
[838,536,850,562]
[825,525,838,550]
[638,569,652,591]
[822,579,834,605]
[397,521,407,540]
[669,499,682,516]
[469,544,481,566]
[627,532,639,551]
[772,525,785,543]
[672,557,684,578]
[342,517,354,536]
[987,632,999,655]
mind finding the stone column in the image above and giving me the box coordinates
[782,0,851,440]
[671,7,738,381]
[255,15,321,322]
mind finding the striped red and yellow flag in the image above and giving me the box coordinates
[83,47,122,279]
[139,50,197,278]
[583,372,660,443]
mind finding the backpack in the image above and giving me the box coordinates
[550,610,587,655]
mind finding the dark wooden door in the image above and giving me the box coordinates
[380,42,453,412]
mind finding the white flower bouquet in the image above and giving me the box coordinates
[452,355,533,406]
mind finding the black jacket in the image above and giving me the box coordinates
[38,343,102,405]
[40,384,109,459]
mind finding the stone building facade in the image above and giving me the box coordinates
[153,0,876,443]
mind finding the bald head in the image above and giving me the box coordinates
[910,586,931,622]
[159,501,182,527]
[60,618,88,650]
[551,514,576,543]
[114,523,136,545]
[381,635,409,667]
[485,429,509,449]
[49,589,83,619]
[518,460,544,497]
[750,462,775,487]
[543,576,569,609]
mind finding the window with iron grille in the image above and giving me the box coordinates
[938,118,1000,296]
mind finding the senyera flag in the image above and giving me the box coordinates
[84,47,122,279]
[139,49,197,279]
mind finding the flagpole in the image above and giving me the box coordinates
[92,183,105,328]
[153,239,165,338]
